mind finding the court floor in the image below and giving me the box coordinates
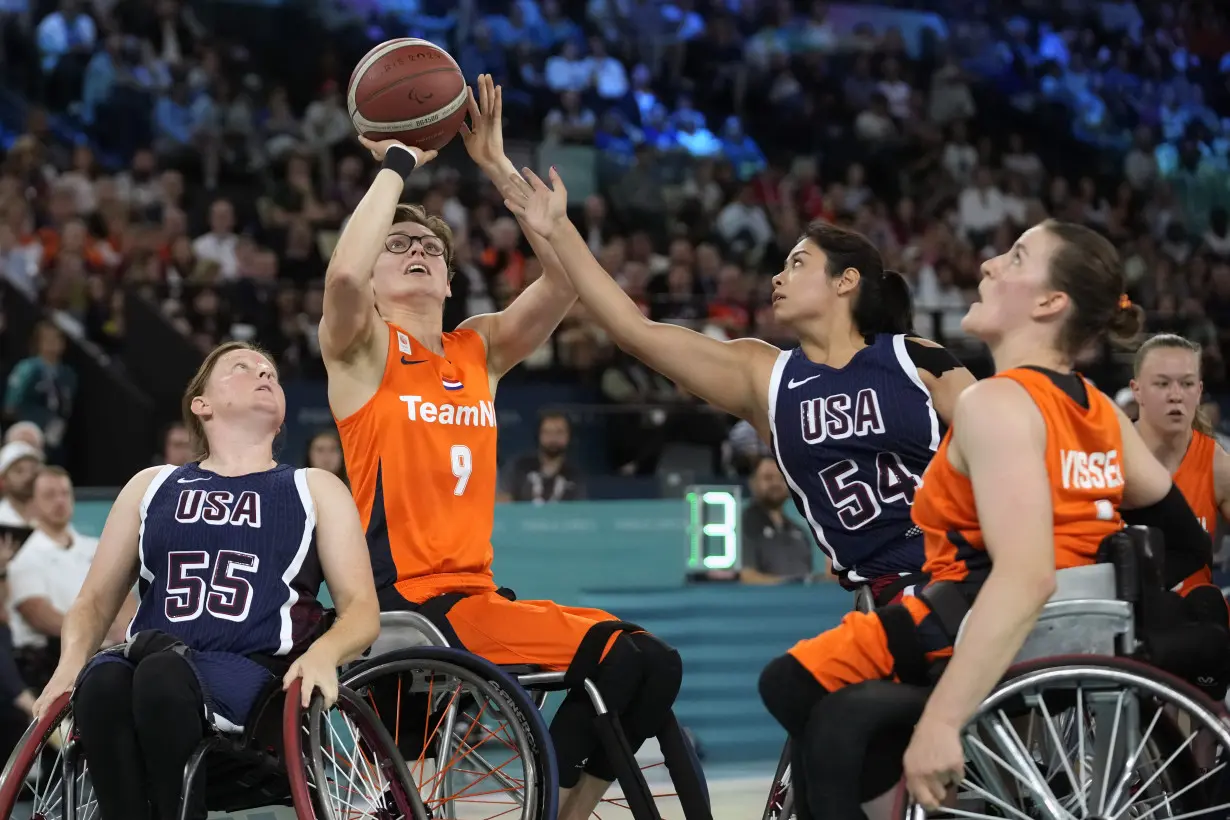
[194,764,776,820]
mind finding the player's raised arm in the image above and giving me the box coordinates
[321,139,438,363]
[505,168,779,427]
[457,75,577,378]
[33,466,157,717]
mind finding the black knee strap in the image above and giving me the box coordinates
[877,607,931,687]
[125,630,189,663]
[565,620,643,690]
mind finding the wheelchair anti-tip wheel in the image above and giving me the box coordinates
[342,647,559,820]
[895,656,1230,820]
[0,679,427,820]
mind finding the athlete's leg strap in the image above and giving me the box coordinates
[565,620,643,690]
[877,607,931,687]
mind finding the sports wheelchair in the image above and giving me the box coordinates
[0,677,425,820]
[762,527,1230,820]
[338,609,713,820]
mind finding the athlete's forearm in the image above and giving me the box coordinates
[310,603,380,667]
[326,169,405,286]
[56,595,115,677]
[920,569,1050,728]
[547,217,650,348]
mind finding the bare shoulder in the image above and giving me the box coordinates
[954,378,1043,436]
[117,465,171,506]
[304,467,351,501]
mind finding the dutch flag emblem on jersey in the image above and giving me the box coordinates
[442,378,464,392]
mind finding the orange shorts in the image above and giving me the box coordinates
[788,596,954,692]
[421,588,624,671]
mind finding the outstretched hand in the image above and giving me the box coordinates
[459,73,505,173]
[357,136,437,168]
[503,167,568,239]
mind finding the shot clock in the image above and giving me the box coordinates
[685,485,742,581]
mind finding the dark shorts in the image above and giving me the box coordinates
[81,647,275,733]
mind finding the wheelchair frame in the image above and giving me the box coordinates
[0,678,427,820]
[342,610,713,820]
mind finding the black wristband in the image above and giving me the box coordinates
[381,145,417,180]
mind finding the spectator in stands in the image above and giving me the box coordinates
[157,420,191,466]
[0,441,43,527]
[739,457,815,585]
[7,466,133,692]
[2,422,44,453]
[35,0,95,108]
[3,320,76,461]
[498,412,586,504]
[305,428,348,487]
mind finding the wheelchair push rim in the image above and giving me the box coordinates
[342,648,555,820]
[896,656,1230,820]
[0,692,93,820]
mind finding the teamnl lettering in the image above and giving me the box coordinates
[398,395,497,427]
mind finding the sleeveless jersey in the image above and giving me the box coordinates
[1173,431,1219,534]
[768,335,941,582]
[128,463,325,657]
[914,368,1126,585]
[336,323,498,604]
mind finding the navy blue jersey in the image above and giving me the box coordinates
[128,463,325,658]
[768,335,941,582]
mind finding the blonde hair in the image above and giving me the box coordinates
[393,203,455,280]
[1133,333,1213,436]
[181,341,274,460]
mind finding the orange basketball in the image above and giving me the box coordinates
[347,38,468,151]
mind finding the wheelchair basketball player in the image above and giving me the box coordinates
[32,342,381,820]
[321,76,684,820]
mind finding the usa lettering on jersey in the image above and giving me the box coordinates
[1060,449,1125,491]
[174,490,262,528]
[399,395,497,427]
[801,388,886,444]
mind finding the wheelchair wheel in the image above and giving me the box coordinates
[285,679,429,820]
[342,647,558,820]
[760,739,794,820]
[895,656,1230,819]
[0,692,92,819]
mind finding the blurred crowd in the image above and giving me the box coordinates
[0,0,1229,482]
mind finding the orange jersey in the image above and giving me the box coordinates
[336,323,498,603]
[914,368,1126,584]
[1173,431,1219,534]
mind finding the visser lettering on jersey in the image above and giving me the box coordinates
[801,389,886,445]
[1060,449,1125,491]
[399,395,497,427]
[174,490,262,528]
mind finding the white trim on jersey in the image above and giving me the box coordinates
[277,469,317,657]
[766,349,844,571]
[129,464,178,642]
[890,334,942,452]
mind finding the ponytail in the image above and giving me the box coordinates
[1194,404,1215,436]
[853,269,915,336]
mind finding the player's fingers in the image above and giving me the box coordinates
[421,149,438,164]
[548,166,566,194]
[505,172,532,196]
[493,84,503,121]
[503,199,524,217]
[465,86,480,122]
[520,166,547,191]
[459,123,473,140]
[282,663,299,690]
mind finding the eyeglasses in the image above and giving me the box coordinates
[386,233,446,256]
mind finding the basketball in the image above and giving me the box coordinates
[347,38,468,151]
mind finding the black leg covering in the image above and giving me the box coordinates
[75,661,152,820]
[758,654,830,820]
[550,634,645,788]
[602,632,682,757]
[131,652,209,820]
